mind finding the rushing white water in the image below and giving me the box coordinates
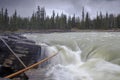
[24,32,120,80]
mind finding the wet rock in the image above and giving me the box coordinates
[0,33,42,80]
[0,78,11,80]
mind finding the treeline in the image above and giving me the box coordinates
[0,6,120,31]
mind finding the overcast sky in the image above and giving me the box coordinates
[0,0,120,18]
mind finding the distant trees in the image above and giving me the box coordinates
[85,12,91,29]
[0,6,120,32]
[10,10,18,31]
[116,14,120,28]
[0,8,9,31]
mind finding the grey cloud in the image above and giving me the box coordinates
[0,0,120,18]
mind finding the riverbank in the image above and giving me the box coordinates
[1,29,120,34]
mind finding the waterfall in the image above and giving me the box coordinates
[24,32,120,80]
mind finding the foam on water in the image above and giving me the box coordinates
[24,32,120,80]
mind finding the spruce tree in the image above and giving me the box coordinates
[4,8,9,30]
[10,10,18,31]
[85,12,90,29]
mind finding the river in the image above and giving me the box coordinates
[24,32,120,80]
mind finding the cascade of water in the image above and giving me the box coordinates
[24,32,120,80]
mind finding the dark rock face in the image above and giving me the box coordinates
[0,33,41,70]
[0,78,11,80]
[0,66,14,77]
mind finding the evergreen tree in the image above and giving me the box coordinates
[109,14,115,29]
[71,14,76,28]
[99,12,104,29]
[67,16,72,30]
[0,9,2,29]
[36,6,41,29]
[85,12,91,29]
[104,12,109,29]
[45,16,50,29]
[58,13,67,30]
[40,7,46,29]
[4,8,9,30]
[51,10,55,29]
[75,17,81,29]
[82,7,85,21]
[55,13,60,29]
[30,12,36,30]
[1,8,4,29]
[10,10,18,31]
[94,12,103,29]
[80,7,85,29]
[116,14,120,29]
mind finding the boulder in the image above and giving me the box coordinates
[0,33,41,70]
